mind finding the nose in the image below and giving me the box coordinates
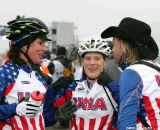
[43,46,47,51]
[42,43,48,52]
[90,58,96,64]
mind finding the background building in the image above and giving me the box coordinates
[47,21,78,53]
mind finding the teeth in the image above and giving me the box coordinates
[39,54,43,58]
[89,68,95,71]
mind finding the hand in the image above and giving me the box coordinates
[53,101,77,121]
[52,76,73,90]
[16,98,41,118]
[97,70,113,86]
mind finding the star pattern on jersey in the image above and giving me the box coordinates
[0,63,19,88]
[0,62,48,93]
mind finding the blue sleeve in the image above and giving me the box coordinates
[108,81,120,104]
[118,69,143,130]
[43,87,58,127]
[0,103,17,120]
[107,81,120,128]
[0,69,17,121]
[43,82,76,127]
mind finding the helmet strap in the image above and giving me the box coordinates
[20,44,34,66]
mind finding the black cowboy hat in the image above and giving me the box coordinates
[101,17,159,60]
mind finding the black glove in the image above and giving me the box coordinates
[97,70,113,86]
[43,75,53,85]
[53,101,77,121]
[52,76,73,90]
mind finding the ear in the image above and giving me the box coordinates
[21,46,27,52]
[104,57,109,64]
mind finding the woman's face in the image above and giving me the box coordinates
[27,38,47,64]
[112,37,124,64]
[83,52,106,79]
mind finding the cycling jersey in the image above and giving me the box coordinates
[0,62,48,130]
[44,78,119,130]
[118,61,160,130]
[51,56,74,83]
[52,60,65,83]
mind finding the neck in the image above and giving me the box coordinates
[87,78,97,88]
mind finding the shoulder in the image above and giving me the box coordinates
[0,62,19,75]
[0,62,19,90]
[121,68,141,80]
[35,71,49,88]
[120,68,142,87]
[120,68,142,95]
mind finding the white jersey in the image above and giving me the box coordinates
[0,63,47,130]
[127,61,160,129]
[52,60,65,83]
[71,80,117,130]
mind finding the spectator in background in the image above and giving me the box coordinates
[52,46,68,83]
[42,50,51,67]
[51,46,75,128]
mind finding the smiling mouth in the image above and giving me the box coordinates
[89,68,96,72]
[39,53,44,59]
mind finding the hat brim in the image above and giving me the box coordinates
[101,26,159,60]
[101,26,135,44]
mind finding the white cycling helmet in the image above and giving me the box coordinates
[78,38,112,57]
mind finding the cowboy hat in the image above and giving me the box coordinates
[101,17,159,60]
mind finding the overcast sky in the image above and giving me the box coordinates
[1,0,160,39]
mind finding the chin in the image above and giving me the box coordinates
[35,60,41,64]
[88,75,97,79]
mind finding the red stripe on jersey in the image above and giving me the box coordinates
[107,114,113,130]
[155,98,160,110]
[136,117,146,130]
[89,118,96,130]
[79,118,84,130]
[39,115,44,130]
[53,90,72,106]
[65,89,73,101]
[0,120,15,130]
[20,116,29,130]
[4,82,15,95]
[0,122,7,129]
[70,117,78,130]
[30,118,36,130]
[11,117,21,130]
[98,114,109,129]
[143,95,158,129]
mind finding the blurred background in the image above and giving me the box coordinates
[1,0,160,54]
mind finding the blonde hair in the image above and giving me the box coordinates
[120,39,140,63]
